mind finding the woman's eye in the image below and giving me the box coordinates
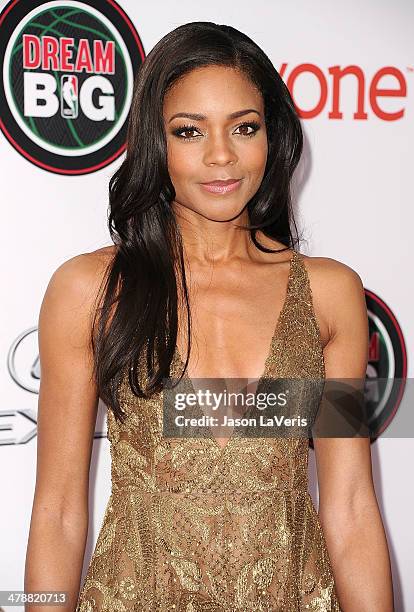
[182,128,198,138]
[172,126,200,139]
[235,122,261,137]
[172,122,260,140]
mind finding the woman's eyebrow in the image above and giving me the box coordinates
[168,108,261,123]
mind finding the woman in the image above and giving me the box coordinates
[25,22,393,611]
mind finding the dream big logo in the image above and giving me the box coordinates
[0,0,145,174]
[365,289,407,439]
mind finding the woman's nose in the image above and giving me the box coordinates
[203,133,238,166]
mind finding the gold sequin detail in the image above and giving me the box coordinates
[76,250,342,611]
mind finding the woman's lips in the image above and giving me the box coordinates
[199,179,242,194]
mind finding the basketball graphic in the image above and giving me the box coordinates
[0,0,145,174]
[365,289,407,439]
[309,288,407,448]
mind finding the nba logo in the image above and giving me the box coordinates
[61,75,78,118]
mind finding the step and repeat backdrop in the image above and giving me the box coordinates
[0,0,412,609]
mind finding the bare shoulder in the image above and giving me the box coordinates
[45,245,117,309]
[299,253,364,290]
[33,246,119,526]
[53,244,117,279]
[298,253,366,344]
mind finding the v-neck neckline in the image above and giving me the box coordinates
[172,249,297,455]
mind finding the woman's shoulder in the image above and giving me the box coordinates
[299,253,366,345]
[81,244,118,269]
[53,245,117,279]
[44,245,118,312]
[298,252,364,294]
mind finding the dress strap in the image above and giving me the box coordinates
[291,251,325,363]
[289,250,314,305]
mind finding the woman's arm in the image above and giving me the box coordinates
[312,259,394,612]
[24,252,107,611]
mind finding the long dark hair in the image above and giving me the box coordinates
[91,21,304,422]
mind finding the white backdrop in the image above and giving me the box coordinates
[1,1,412,610]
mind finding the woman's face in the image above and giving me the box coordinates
[163,65,268,222]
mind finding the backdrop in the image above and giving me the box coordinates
[0,0,412,610]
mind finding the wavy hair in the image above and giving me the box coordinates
[91,21,304,422]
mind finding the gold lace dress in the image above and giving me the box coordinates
[76,250,342,611]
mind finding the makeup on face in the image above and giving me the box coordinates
[199,178,243,195]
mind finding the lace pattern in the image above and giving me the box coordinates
[76,251,342,611]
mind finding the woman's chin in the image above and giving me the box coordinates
[172,199,247,223]
[196,205,247,222]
